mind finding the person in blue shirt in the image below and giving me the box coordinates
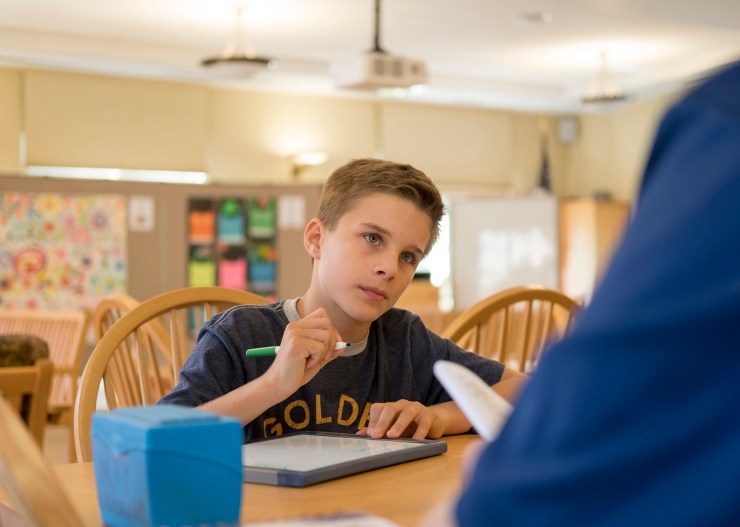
[425,60,740,526]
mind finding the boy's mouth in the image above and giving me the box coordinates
[360,286,388,300]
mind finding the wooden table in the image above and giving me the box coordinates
[47,434,476,526]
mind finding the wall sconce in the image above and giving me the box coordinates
[290,151,329,179]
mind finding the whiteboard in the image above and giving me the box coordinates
[242,432,447,487]
[450,194,559,310]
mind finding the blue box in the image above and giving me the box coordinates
[92,405,242,527]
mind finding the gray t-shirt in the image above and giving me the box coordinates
[159,299,506,441]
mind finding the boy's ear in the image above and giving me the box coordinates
[303,218,324,259]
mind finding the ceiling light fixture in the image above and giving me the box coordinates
[201,5,277,77]
[514,11,554,26]
[581,51,629,105]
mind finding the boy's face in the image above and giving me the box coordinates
[311,193,432,325]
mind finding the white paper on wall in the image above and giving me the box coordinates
[128,195,155,232]
[278,195,306,230]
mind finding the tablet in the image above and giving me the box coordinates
[241,432,447,487]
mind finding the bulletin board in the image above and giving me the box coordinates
[0,192,127,310]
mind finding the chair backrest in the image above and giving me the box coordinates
[441,285,580,373]
[92,293,142,342]
[92,293,178,410]
[75,286,269,462]
[0,395,84,527]
[0,359,53,446]
[0,309,89,413]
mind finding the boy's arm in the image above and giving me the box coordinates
[198,307,345,425]
[197,372,291,425]
[492,366,528,403]
[359,365,528,440]
[426,365,527,435]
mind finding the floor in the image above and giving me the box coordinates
[43,424,72,464]
[42,380,107,464]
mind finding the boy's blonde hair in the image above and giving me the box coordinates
[317,158,445,254]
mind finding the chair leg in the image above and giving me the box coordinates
[59,410,76,463]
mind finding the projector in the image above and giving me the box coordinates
[333,52,428,90]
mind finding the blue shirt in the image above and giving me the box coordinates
[457,60,740,526]
[160,300,505,441]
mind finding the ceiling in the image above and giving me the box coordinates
[1,0,740,114]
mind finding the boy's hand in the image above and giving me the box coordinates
[262,308,344,399]
[357,399,446,440]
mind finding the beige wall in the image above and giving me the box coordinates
[383,102,542,192]
[552,92,683,202]
[207,89,376,185]
[23,70,209,171]
[0,68,22,175]
[0,66,683,204]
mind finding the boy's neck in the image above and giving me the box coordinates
[296,294,371,344]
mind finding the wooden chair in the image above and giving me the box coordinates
[92,293,143,343]
[93,293,172,349]
[0,359,53,446]
[441,285,580,374]
[92,293,173,384]
[0,395,84,527]
[0,309,90,425]
[75,286,269,462]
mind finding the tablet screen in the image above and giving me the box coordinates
[243,434,425,471]
[241,432,447,486]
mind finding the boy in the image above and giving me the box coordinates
[160,158,525,441]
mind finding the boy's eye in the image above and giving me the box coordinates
[401,252,417,265]
[364,233,381,245]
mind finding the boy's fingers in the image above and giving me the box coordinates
[367,404,394,438]
[365,401,434,439]
[388,404,431,439]
[386,408,417,438]
[410,413,434,440]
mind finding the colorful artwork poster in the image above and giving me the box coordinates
[0,192,127,311]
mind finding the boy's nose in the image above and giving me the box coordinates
[374,255,398,278]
